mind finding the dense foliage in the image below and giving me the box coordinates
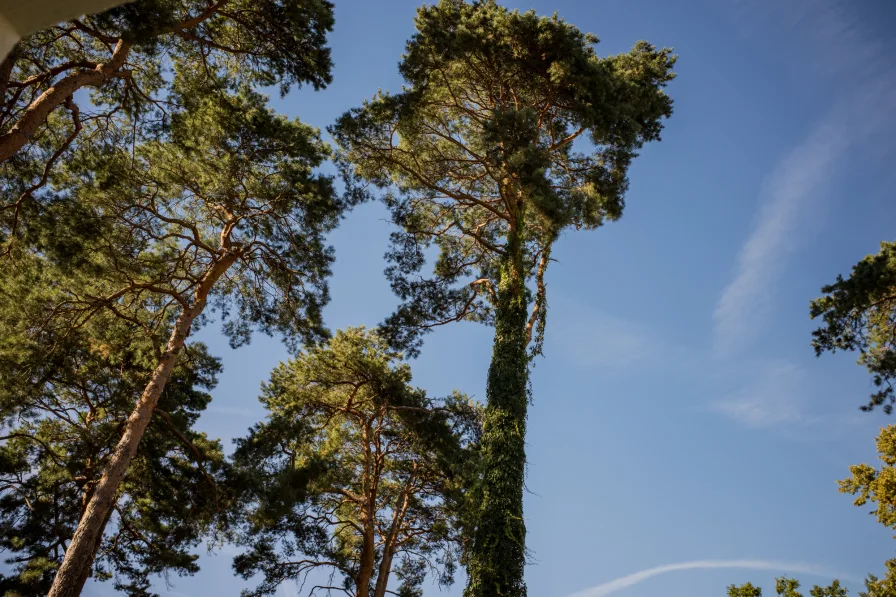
[0,256,226,596]
[810,241,896,413]
[229,328,481,597]
[0,0,349,589]
[0,0,334,186]
[840,425,896,595]
[727,580,850,597]
[728,583,763,597]
[732,424,896,597]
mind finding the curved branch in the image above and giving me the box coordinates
[0,39,131,161]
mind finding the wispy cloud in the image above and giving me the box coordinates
[277,581,299,597]
[712,122,843,354]
[554,308,656,370]
[548,296,702,376]
[733,0,888,82]
[713,0,896,355]
[710,361,809,427]
[565,559,860,597]
[555,299,869,431]
[554,3,894,432]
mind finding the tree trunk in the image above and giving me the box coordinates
[465,229,529,597]
[47,253,236,597]
[356,419,377,597]
[356,517,375,597]
[373,467,415,597]
[372,548,394,597]
[0,40,130,162]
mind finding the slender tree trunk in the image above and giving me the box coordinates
[47,253,237,597]
[356,420,377,597]
[0,39,130,162]
[465,228,529,597]
[356,515,376,597]
[372,548,394,597]
[373,467,415,597]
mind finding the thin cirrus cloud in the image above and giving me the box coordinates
[712,122,843,355]
[713,0,896,356]
[564,559,860,597]
[710,360,809,428]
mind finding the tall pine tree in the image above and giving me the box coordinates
[331,2,675,595]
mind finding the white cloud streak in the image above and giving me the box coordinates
[565,559,859,597]
[277,581,299,597]
[713,0,896,355]
[712,123,843,354]
[710,360,808,427]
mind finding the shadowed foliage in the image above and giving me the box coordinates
[810,241,896,413]
[0,256,227,596]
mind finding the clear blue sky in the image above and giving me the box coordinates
[96,0,896,596]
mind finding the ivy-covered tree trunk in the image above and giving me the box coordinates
[331,5,677,595]
[466,225,529,597]
[47,253,237,597]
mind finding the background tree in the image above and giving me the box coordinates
[0,261,226,596]
[733,424,896,597]
[2,78,352,597]
[777,578,803,597]
[229,328,481,597]
[840,424,896,593]
[728,582,762,597]
[858,561,896,597]
[733,579,849,597]
[810,241,896,413]
[810,581,849,597]
[331,2,676,595]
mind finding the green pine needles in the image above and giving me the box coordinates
[332,2,676,595]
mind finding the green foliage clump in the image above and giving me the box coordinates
[228,328,481,597]
[729,582,763,597]
[840,425,896,593]
[0,0,335,207]
[0,256,227,596]
[810,241,896,413]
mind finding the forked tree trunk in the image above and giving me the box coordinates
[0,40,131,162]
[47,253,237,597]
[465,227,529,597]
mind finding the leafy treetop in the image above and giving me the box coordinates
[810,241,896,413]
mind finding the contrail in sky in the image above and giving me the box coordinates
[565,559,860,597]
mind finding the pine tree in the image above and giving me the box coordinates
[331,2,675,595]
[229,328,481,597]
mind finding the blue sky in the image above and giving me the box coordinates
[94,0,896,596]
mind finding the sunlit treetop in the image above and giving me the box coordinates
[332,0,676,355]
